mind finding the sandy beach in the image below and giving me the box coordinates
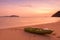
[0,21,60,40]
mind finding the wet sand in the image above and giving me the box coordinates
[0,21,60,40]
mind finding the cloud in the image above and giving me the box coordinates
[0,0,60,8]
[19,4,32,7]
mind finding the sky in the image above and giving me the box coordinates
[0,0,60,17]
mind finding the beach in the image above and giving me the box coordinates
[0,21,60,40]
[0,0,60,40]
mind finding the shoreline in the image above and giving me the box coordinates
[0,21,59,29]
[0,21,60,40]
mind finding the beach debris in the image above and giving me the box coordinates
[52,33,56,36]
[24,27,53,35]
[56,36,60,38]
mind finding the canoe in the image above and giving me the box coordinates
[24,27,53,35]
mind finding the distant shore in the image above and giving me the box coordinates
[0,21,60,40]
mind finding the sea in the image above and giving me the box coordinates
[0,17,60,29]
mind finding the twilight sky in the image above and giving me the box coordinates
[0,0,60,17]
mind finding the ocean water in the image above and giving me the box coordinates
[0,17,60,29]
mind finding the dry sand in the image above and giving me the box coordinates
[0,21,60,40]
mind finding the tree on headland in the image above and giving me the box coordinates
[52,11,60,17]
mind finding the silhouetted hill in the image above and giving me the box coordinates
[52,11,60,17]
[3,15,19,17]
[9,15,19,17]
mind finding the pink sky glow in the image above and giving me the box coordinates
[0,0,60,17]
